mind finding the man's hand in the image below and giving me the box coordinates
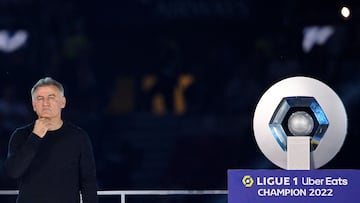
[33,118,51,138]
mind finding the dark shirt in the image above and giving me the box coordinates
[5,121,98,203]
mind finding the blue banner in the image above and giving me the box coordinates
[228,169,360,203]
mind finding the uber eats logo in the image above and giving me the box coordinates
[242,175,254,187]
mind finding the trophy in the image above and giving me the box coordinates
[253,76,347,169]
[228,76,359,203]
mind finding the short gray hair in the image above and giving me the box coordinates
[31,77,65,99]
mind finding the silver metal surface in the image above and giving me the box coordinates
[287,111,314,136]
[253,76,347,169]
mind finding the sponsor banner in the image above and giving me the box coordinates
[228,169,360,203]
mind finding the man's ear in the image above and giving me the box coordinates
[32,101,36,111]
[61,96,66,109]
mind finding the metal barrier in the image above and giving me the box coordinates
[0,190,228,203]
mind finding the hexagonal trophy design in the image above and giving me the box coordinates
[253,76,347,169]
[269,96,329,152]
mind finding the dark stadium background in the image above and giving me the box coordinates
[0,0,359,202]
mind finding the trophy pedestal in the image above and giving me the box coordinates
[287,136,310,170]
[228,169,360,203]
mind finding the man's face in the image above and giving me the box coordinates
[32,85,66,119]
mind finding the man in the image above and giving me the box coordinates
[5,77,98,203]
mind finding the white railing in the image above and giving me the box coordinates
[0,190,228,203]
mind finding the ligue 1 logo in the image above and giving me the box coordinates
[242,175,254,187]
[253,76,347,169]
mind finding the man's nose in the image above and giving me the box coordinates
[43,98,50,105]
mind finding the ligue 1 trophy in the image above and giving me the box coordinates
[228,76,359,203]
[253,76,347,170]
